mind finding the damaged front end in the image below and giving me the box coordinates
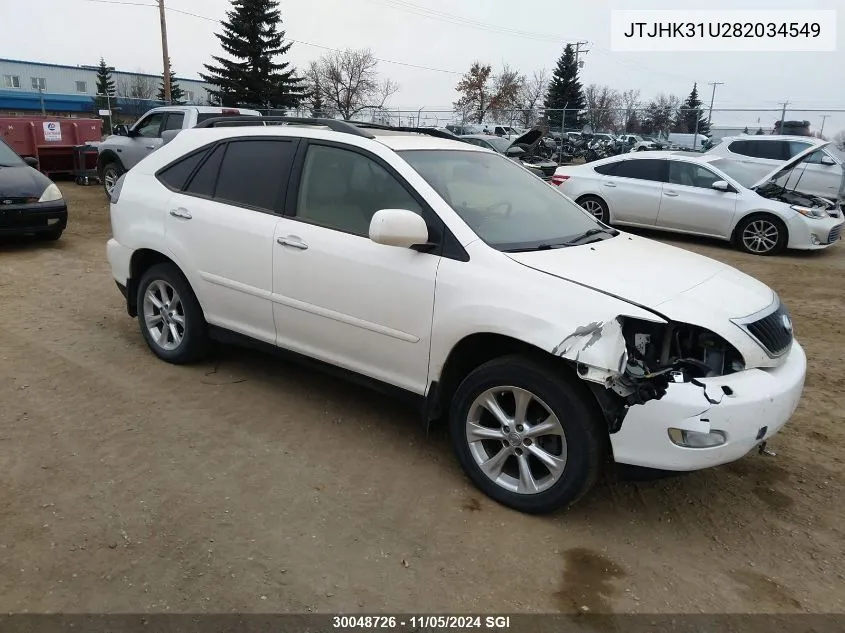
[553,316,745,432]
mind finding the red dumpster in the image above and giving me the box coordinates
[0,117,102,178]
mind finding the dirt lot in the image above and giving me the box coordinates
[0,183,843,616]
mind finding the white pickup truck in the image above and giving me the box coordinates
[97,105,261,196]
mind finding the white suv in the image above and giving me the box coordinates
[106,117,806,514]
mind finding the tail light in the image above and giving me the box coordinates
[221,109,241,116]
[551,174,570,187]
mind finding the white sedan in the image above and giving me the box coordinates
[552,146,844,255]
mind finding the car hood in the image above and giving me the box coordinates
[508,129,543,152]
[752,140,837,189]
[0,164,52,198]
[506,232,774,318]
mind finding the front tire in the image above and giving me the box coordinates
[137,263,209,364]
[735,214,787,255]
[101,161,124,198]
[449,355,604,514]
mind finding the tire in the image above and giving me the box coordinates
[136,263,209,364]
[448,355,605,514]
[101,161,124,198]
[735,214,787,256]
[39,229,63,241]
[577,195,610,224]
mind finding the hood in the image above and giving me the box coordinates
[506,232,773,318]
[508,129,543,153]
[0,164,52,199]
[752,140,837,189]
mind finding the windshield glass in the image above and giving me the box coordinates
[0,139,24,167]
[400,149,602,251]
[709,159,759,188]
[483,137,512,153]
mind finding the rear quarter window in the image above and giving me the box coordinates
[156,148,209,190]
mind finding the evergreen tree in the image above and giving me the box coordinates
[543,45,585,130]
[95,57,115,98]
[93,58,116,133]
[157,58,186,104]
[675,83,710,135]
[200,0,304,108]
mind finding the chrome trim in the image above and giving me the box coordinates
[730,295,793,359]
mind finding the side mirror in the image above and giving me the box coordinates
[161,130,181,146]
[711,180,731,192]
[505,146,524,157]
[23,156,39,168]
[369,209,429,249]
[820,155,836,166]
[112,124,129,136]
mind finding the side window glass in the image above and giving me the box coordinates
[728,140,749,156]
[185,144,225,197]
[135,113,165,138]
[157,148,209,190]
[802,150,825,165]
[162,112,185,132]
[213,140,296,211]
[594,162,619,176]
[787,141,811,158]
[614,159,666,182]
[749,141,787,160]
[668,162,721,189]
[296,144,422,236]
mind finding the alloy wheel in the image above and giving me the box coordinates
[465,386,567,495]
[103,168,119,196]
[143,280,186,351]
[742,219,779,254]
[580,199,605,220]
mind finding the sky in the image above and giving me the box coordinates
[5,0,844,135]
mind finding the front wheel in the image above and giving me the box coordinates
[101,161,124,198]
[449,356,604,514]
[735,214,787,255]
[136,263,209,364]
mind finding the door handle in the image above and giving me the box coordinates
[663,191,679,197]
[277,235,309,250]
[145,145,156,150]
[603,182,617,188]
[169,208,192,219]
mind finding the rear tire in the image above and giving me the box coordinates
[577,195,610,224]
[735,214,787,255]
[448,355,605,514]
[136,263,209,364]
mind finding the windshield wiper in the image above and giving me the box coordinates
[562,227,616,246]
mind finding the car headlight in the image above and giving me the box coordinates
[38,183,63,203]
[791,204,827,219]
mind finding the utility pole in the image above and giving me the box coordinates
[158,0,171,104]
[777,101,789,133]
[706,81,724,125]
[573,41,590,69]
[820,114,830,136]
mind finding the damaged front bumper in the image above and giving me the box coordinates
[609,341,806,471]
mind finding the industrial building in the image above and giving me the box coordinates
[0,57,215,120]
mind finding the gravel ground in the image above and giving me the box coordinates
[0,183,843,615]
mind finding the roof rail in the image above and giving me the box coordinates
[193,116,376,139]
[351,122,459,141]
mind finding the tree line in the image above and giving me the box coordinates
[92,0,728,137]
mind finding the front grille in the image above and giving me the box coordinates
[827,224,842,244]
[0,197,33,205]
[733,302,793,358]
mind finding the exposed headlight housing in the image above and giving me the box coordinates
[38,183,63,203]
[791,204,827,219]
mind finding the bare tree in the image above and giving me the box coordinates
[833,129,845,151]
[302,60,336,118]
[642,93,681,137]
[308,49,398,120]
[518,69,548,127]
[583,84,620,132]
[116,74,158,118]
[454,62,525,124]
[619,88,641,132]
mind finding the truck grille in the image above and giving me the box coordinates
[827,224,842,244]
[733,301,793,358]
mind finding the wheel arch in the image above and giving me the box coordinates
[730,210,790,246]
[97,149,124,172]
[127,249,196,317]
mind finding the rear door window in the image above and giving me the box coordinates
[184,144,225,198]
[613,159,667,182]
[212,140,297,212]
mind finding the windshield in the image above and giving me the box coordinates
[709,159,759,188]
[483,137,512,153]
[400,149,603,251]
[0,139,24,167]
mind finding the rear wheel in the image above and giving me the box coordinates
[735,214,787,255]
[577,195,610,224]
[449,355,604,514]
[137,263,209,364]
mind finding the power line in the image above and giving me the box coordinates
[83,0,464,74]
